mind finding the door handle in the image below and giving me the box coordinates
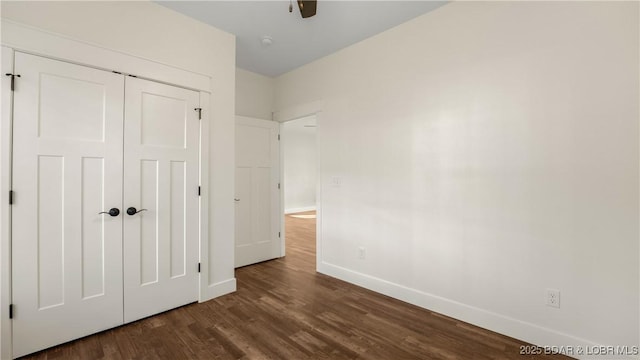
[234,198,240,202]
[126,207,147,216]
[99,208,120,217]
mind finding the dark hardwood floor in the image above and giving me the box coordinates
[22,211,570,359]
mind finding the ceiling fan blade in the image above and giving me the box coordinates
[297,0,317,18]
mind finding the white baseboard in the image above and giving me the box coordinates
[201,277,236,302]
[317,261,633,360]
[285,206,316,214]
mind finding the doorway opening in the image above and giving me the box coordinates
[281,115,318,267]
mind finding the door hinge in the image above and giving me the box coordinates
[194,108,202,120]
[278,134,280,141]
[198,186,201,196]
[198,263,201,273]
[9,304,13,319]
[278,232,281,238]
[5,73,21,91]
[9,190,13,205]
[278,183,280,189]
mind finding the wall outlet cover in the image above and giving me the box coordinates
[546,288,560,308]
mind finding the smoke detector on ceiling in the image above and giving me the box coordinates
[261,36,273,47]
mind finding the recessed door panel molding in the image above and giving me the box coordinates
[235,167,252,247]
[38,73,106,142]
[170,160,187,278]
[81,157,106,299]
[253,167,272,246]
[140,160,159,286]
[234,117,281,268]
[236,125,272,167]
[123,77,199,323]
[141,93,187,148]
[12,52,125,358]
[37,155,65,309]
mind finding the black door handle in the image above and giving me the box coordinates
[126,207,147,216]
[99,208,120,217]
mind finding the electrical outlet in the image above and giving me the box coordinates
[330,176,342,187]
[546,288,560,308]
[358,247,366,260]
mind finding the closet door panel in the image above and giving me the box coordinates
[123,77,199,323]
[11,52,124,358]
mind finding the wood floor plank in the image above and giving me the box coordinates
[18,211,571,359]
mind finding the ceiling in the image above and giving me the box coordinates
[157,1,448,77]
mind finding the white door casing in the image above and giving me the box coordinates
[123,77,200,323]
[234,117,280,268]
[11,52,125,357]
[1,46,15,360]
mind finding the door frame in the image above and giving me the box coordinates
[1,46,15,360]
[273,101,323,267]
[1,23,212,359]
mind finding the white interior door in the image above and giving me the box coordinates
[11,52,125,357]
[235,117,280,267]
[123,77,200,323]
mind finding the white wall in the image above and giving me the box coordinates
[1,0,237,305]
[236,68,274,120]
[275,1,639,353]
[283,116,316,213]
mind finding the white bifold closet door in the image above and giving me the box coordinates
[123,77,199,323]
[11,52,200,358]
[12,53,125,358]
